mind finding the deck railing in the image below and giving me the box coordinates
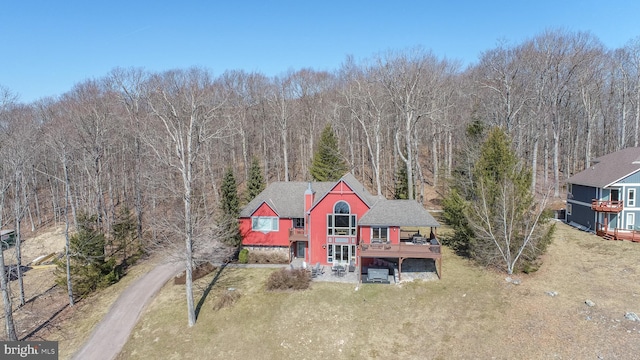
[591,200,623,212]
[359,239,441,258]
[288,228,307,241]
[595,222,640,242]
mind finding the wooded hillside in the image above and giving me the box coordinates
[1,29,639,239]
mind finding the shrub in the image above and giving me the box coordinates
[266,268,311,291]
[213,289,241,311]
[238,248,249,264]
[248,251,288,264]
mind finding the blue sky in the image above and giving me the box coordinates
[2,0,639,103]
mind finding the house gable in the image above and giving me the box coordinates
[615,169,640,185]
[309,177,375,214]
[250,202,278,217]
[240,202,290,247]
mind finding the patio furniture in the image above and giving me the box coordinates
[332,264,345,277]
[348,260,355,272]
[311,262,324,277]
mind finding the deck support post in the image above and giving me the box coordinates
[398,257,404,282]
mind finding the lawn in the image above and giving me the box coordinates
[116,222,640,359]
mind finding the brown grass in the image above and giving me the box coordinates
[173,262,216,285]
[212,289,241,311]
[116,223,640,359]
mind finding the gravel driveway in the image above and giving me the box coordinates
[72,260,182,360]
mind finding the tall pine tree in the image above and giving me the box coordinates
[445,127,554,274]
[246,156,265,202]
[221,167,240,217]
[220,167,241,246]
[310,124,348,181]
[394,165,409,199]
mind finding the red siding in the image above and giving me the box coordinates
[240,202,290,247]
[308,181,370,265]
[359,226,401,244]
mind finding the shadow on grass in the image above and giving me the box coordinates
[195,263,227,320]
[22,303,69,341]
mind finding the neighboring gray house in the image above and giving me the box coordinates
[566,147,640,240]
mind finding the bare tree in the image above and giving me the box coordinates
[340,57,388,195]
[0,85,18,339]
[143,68,232,327]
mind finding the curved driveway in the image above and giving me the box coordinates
[72,261,182,360]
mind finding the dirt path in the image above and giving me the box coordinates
[71,260,182,360]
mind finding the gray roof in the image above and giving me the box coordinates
[240,181,332,218]
[240,173,380,218]
[359,200,440,227]
[566,147,640,188]
[308,172,379,212]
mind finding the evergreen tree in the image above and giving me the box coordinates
[310,124,348,181]
[221,167,240,217]
[56,212,120,298]
[394,165,409,199]
[246,156,265,202]
[445,126,554,274]
[111,206,139,267]
[441,189,474,257]
[220,167,241,246]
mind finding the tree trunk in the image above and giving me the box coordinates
[553,132,560,197]
[62,153,75,307]
[0,245,17,340]
[531,138,539,192]
[13,171,25,306]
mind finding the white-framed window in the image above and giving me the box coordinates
[567,183,572,196]
[251,216,279,232]
[627,212,635,230]
[327,201,357,236]
[628,189,636,207]
[371,226,388,242]
[327,244,356,264]
[566,203,572,216]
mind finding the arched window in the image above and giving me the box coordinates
[334,201,350,214]
[328,201,356,236]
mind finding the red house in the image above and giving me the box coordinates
[239,173,442,280]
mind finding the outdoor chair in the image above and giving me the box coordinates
[311,262,323,277]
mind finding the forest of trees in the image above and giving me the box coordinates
[0,30,640,326]
[0,28,640,277]
[1,28,640,328]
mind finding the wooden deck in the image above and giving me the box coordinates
[591,200,623,213]
[288,228,307,242]
[358,240,442,280]
[359,242,442,259]
[596,225,640,242]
